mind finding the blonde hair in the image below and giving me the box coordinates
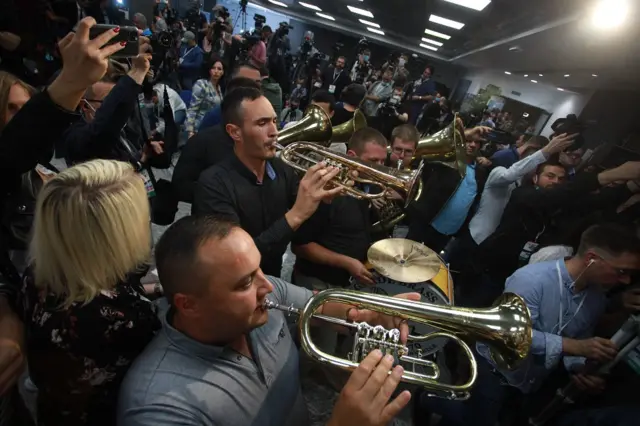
[30,160,151,308]
[0,71,36,133]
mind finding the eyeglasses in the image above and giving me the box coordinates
[595,255,638,278]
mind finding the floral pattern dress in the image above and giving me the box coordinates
[21,272,160,426]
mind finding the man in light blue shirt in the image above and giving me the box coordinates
[419,223,640,426]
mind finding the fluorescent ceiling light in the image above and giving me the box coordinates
[347,5,374,18]
[504,71,511,75]
[429,14,465,30]
[419,43,438,51]
[591,0,629,29]
[531,80,538,83]
[539,73,543,76]
[424,28,451,40]
[524,74,528,77]
[367,27,385,35]
[442,0,491,11]
[557,88,565,91]
[564,74,570,77]
[315,12,335,20]
[359,19,380,28]
[268,0,287,6]
[592,74,598,77]
[508,46,518,51]
[299,2,321,11]
[421,37,443,46]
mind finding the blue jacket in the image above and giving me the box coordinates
[198,105,222,131]
[178,45,204,76]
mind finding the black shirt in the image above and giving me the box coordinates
[293,196,371,287]
[172,125,234,204]
[331,107,355,126]
[193,155,299,277]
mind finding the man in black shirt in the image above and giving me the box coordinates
[331,84,366,126]
[319,56,351,101]
[193,87,342,277]
[292,128,389,290]
[172,77,261,204]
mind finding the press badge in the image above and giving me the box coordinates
[328,84,336,94]
[139,169,156,198]
[314,81,322,88]
[518,241,540,265]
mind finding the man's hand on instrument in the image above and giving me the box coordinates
[289,162,342,228]
[327,350,411,426]
[576,337,618,362]
[345,258,375,286]
[348,292,421,344]
[570,373,606,394]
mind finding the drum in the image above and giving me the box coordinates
[348,255,453,356]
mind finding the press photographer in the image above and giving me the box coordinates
[184,0,208,47]
[350,39,372,84]
[268,21,292,94]
[207,5,233,58]
[372,82,409,139]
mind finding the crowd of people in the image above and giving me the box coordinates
[0,1,640,426]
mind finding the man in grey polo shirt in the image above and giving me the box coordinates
[118,216,414,426]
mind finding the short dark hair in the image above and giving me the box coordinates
[155,216,238,306]
[349,127,388,154]
[231,62,260,79]
[535,156,565,176]
[311,90,335,112]
[341,84,366,107]
[526,135,549,148]
[221,86,263,127]
[225,77,261,94]
[577,223,640,257]
[391,124,419,148]
[426,65,435,75]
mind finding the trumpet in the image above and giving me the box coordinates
[265,289,532,400]
[278,142,424,203]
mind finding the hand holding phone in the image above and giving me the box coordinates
[89,24,140,58]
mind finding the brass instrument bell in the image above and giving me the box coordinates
[331,109,368,143]
[277,104,333,147]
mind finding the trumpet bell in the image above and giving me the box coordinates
[414,113,467,177]
[331,109,367,143]
[277,104,332,147]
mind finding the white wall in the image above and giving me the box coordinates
[462,68,594,136]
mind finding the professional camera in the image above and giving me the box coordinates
[276,21,293,37]
[217,6,230,19]
[150,31,174,50]
[253,14,267,31]
[550,114,586,151]
[357,37,369,50]
[332,42,344,54]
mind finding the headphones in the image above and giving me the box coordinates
[587,259,595,267]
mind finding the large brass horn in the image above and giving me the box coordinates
[265,289,532,400]
[414,113,467,177]
[278,142,424,203]
[277,104,333,147]
[330,109,367,143]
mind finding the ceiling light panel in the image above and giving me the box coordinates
[299,2,321,11]
[421,37,443,46]
[424,28,451,40]
[367,27,385,35]
[442,0,491,11]
[531,80,538,83]
[316,12,335,20]
[504,71,511,75]
[429,14,465,30]
[268,0,287,6]
[359,19,380,28]
[420,43,438,51]
[347,5,374,18]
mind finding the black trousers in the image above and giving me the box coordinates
[406,220,451,254]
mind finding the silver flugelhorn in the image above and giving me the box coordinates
[265,289,533,400]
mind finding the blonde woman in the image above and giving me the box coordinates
[22,159,160,426]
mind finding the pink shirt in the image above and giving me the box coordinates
[249,41,267,67]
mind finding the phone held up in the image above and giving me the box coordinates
[89,24,140,58]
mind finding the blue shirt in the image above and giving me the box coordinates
[199,105,222,131]
[478,260,607,394]
[431,164,477,235]
[142,28,153,37]
[490,146,519,168]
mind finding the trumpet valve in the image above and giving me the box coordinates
[350,322,409,362]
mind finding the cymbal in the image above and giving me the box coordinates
[367,238,442,284]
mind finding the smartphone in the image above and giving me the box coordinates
[89,24,139,58]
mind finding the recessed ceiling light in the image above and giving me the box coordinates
[539,73,543,76]
[564,74,570,77]
[347,5,374,18]
[421,37,443,46]
[268,0,287,6]
[419,43,438,51]
[508,46,519,51]
[531,80,538,83]
[557,88,565,91]
[591,0,629,29]
[359,19,379,28]
[504,71,511,75]
[367,27,385,35]
[524,74,528,77]
[299,2,321,11]
[315,12,335,20]
[429,14,465,29]
[424,28,451,40]
[592,74,598,77]
[442,0,491,11]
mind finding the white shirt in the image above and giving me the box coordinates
[150,84,187,135]
[469,150,546,244]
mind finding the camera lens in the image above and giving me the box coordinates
[130,32,138,41]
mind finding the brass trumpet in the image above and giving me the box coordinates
[278,142,424,202]
[277,104,333,147]
[265,289,532,400]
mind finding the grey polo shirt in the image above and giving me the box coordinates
[117,276,313,426]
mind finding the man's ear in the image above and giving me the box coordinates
[225,123,242,142]
[346,149,357,158]
[173,293,200,319]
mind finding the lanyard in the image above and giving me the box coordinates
[555,260,586,335]
[182,47,195,59]
[332,70,342,84]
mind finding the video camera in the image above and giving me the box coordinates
[550,114,586,151]
[254,14,267,31]
[276,21,293,37]
[217,6,230,19]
